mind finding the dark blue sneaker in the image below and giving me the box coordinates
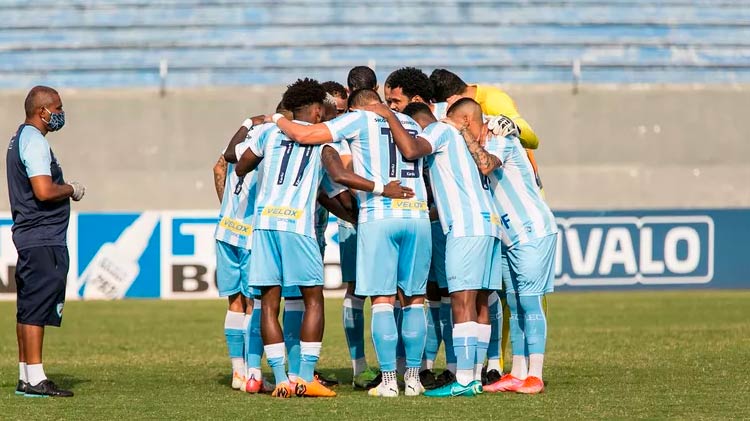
[24,380,73,398]
[15,380,29,396]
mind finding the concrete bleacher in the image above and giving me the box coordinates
[1,0,750,88]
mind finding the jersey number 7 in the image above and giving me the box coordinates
[277,140,313,186]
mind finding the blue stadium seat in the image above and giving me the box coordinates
[1,0,749,87]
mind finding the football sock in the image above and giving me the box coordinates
[265,342,288,385]
[299,341,322,383]
[506,292,529,379]
[343,294,366,375]
[19,362,27,382]
[511,355,528,380]
[440,297,457,373]
[394,301,406,376]
[402,304,427,372]
[27,363,46,387]
[423,300,442,370]
[371,303,398,373]
[521,295,547,379]
[453,321,478,386]
[246,299,263,379]
[487,292,502,373]
[475,323,491,381]
[405,367,420,382]
[283,299,305,381]
[382,370,398,387]
[224,310,245,373]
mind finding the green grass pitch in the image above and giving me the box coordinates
[2,291,749,419]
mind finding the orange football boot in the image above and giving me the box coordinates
[294,378,337,397]
[484,374,525,393]
[516,376,544,394]
[271,381,293,398]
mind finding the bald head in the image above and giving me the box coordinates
[24,86,59,118]
[348,88,382,109]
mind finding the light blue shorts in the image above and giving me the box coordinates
[338,222,358,283]
[249,229,324,289]
[502,233,557,296]
[445,234,502,293]
[249,286,302,299]
[355,218,431,297]
[427,221,447,289]
[215,240,251,297]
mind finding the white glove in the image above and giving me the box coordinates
[68,181,85,201]
[487,115,520,138]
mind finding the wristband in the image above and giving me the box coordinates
[372,181,384,196]
[272,113,285,124]
[241,118,253,130]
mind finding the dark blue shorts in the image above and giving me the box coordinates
[16,246,69,327]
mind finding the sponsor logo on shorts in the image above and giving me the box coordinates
[390,199,427,211]
[261,206,303,220]
[219,217,252,236]
[56,302,64,317]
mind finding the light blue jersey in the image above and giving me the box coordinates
[249,121,326,239]
[419,122,502,239]
[432,102,448,120]
[214,124,274,248]
[485,135,557,247]
[325,110,429,223]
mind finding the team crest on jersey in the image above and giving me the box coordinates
[262,206,303,220]
[390,199,428,211]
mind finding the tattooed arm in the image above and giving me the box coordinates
[213,155,227,203]
[458,128,501,176]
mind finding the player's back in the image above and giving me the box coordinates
[485,135,556,246]
[215,124,274,248]
[419,121,501,239]
[250,122,324,239]
[325,109,428,223]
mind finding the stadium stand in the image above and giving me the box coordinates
[1,0,750,88]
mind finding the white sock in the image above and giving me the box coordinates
[510,355,528,380]
[475,323,492,381]
[423,359,434,371]
[528,354,544,379]
[487,358,502,373]
[405,367,420,381]
[27,363,46,386]
[242,313,251,330]
[247,367,262,380]
[353,357,367,376]
[232,358,245,374]
[19,362,27,382]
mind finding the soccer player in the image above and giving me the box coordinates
[447,98,557,394]
[384,66,454,388]
[235,78,413,398]
[347,65,379,93]
[367,100,502,398]
[7,86,84,398]
[274,88,432,397]
[321,81,348,116]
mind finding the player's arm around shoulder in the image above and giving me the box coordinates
[361,103,432,160]
[275,114,334,145]
[482,85,539,150]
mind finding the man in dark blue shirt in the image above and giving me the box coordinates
[6,86,85,398]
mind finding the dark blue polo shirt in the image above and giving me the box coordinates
[6,124,70,251]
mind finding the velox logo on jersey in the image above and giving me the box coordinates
[0,214,17,297]
[554,216,714,286]
[160,212,220,299]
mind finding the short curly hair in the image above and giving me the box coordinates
[321,81,348,99]
[384,67,433,102]
[281,78,327,112]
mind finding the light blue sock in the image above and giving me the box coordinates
[246,301,263,378]
[487,292,502,370]
[224,311,245,360]
[394,302,405,372]
[475,323,491,381]
[452,321,478,385]
[402,304,427,369]
[371,303,398,372]
[423,301,442,367]
[520,295,547,355]
[299,341,322,382]
[265,343,288,385]
[506,292,528,357]
[342,295,366,363]
[440,297,457,371]
[283,299,304,380]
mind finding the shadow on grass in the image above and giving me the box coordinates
[214,367,356,389]
[45,373,91,390]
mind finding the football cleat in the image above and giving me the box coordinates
[231,371,245,390]
[516,376,544,394]
[484,374,524,393]
[353,367,380,389]
[367,381,399,398]
[24,380,73,398]
[419,370,436,390]
[485,369,502,385]
[404,376,425,397]
[314,371,339,387]
[15,380,29,396]
[364,372,382,390]
[433,369,456,389]
[423,380,481,398]
[294,378,336,397]
[271,381,293,398]
[244,376,273,394]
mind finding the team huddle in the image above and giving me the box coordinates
[212,66,557,398]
